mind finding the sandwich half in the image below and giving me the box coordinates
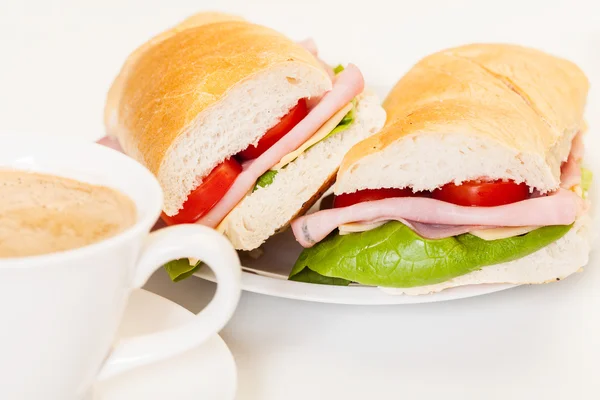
[105,12,386,254]
[290,43,592,295]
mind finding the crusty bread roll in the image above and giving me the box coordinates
[105,12,244,137]
[336,44,589,196]
[105,15,331,216]
[381,215,590,295]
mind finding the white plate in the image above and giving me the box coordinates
[94,289,237,400]
[195,228,517,305]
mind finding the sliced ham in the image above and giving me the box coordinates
[560,133,584,189]
[298,38,319,56]
[96,136,123,152]
[197,65,365,227]
[292,189,582,247]
[401,220,490,239]
[297,38,335,80]
[561,153,582,189]
[570,132,585,162]
[339,219,488,239]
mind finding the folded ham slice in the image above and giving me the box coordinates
[297,38,319,57]
[292,189,582,247]
[197,65,365,227]
[561,153,582,190]
[297,38,335,80]
[561,133,584,189]
[96,136,123,152]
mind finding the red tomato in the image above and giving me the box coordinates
[237,99,308,161]
[161,158,242,225]
[333,188,415,208]
[431,180,529,207]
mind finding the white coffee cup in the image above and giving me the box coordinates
[0,134,242,400]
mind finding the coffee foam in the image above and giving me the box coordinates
[0,169,137,258]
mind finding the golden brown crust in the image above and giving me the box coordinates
[105,15,323,175]
[175,11,245,30]
[339,44,589,178]
[445,44,589,136]
[104,12,243,138]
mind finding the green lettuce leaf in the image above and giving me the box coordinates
[333,64,345,75]
[291,266,351,286]
[289,221,572,288]
[253,169,279,192]
[164,259,202,282]
[581,167,593,197]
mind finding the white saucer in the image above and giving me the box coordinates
[94,290,237,400]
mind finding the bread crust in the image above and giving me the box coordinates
[446,44,589,136]
[338,44,589,188]
[104,12,244,140]
[105,15,326,176]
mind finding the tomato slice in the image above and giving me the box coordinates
[237,99,308,161]
[431,180,529,207]
[333,188,415,208]
[161,158,242,225]
[333,180,530,208]
[162,99,307,224]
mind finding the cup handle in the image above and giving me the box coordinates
[97,224,241,381]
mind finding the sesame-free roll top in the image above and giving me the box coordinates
[336,44,588,196]
[105,18,331,215]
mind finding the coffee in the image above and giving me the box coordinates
[0,169,137,258]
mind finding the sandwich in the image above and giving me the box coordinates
[104,12,386,263]
[289,43,592,295]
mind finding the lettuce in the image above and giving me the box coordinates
[164,259,201,282]
[289,222,571,287]
[253,169,278,192]
[581,167,593,197]
[333,64,345,74]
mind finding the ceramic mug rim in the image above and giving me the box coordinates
[0,134,163,268]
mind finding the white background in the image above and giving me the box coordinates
[1,0,599,399]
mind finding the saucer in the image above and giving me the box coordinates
[94,289,237,400]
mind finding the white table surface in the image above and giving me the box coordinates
[2,0,599,398]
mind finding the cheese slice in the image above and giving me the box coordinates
[340,221,538,241]
[271,102,353,170]
[469,226,538,241]
[339,221,387,235]
[215,213,230,235]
